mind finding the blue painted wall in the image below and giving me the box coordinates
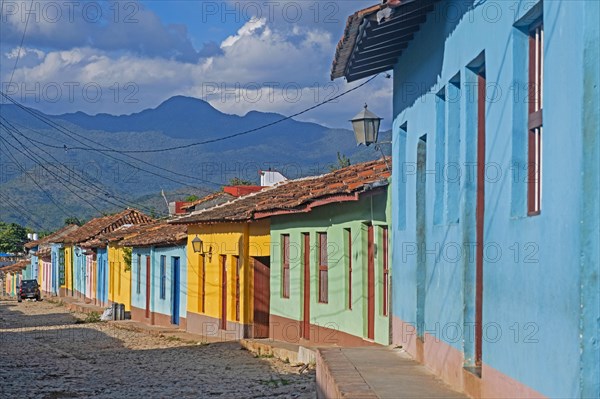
[131,246,187,323]
[73,245,86,296]
[50,244,62,295]
[390,1,599,397]
[96,248,108,304]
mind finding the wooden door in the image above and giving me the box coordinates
[172,257,180,325]
[253,257,271,338]
[221,255,227,330]
[145,256,151,319]
[302,233,310,339]
[367,225,375,340]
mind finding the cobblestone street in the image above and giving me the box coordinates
[0,299,315,398]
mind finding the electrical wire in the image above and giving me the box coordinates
[0,135,74,218]
[1,116,164,215]
[0,93,223,189]
[6,0,34,90]
[0,192,47,231]
[1,74,379,154]
[0,128,164,217]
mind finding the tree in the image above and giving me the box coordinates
[0,221,28,253]
[228,177,254,186]
[185,195,200,202]
[329,152,351,172]
[64,217,82,226]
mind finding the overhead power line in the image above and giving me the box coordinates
[0,135,74,218]
[0,74,379,154]
[1,92,222,190]
[0,116,162,215]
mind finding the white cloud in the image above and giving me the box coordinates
[221,18,267,48]
[5,47,45,60]
[1,9,393,128]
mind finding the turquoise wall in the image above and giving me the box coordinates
[390,0,599,397]
[73,245,86,296]
[131,246,187,322]
[270,190,391,345]
[96,248,108,304]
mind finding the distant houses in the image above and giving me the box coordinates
[3,159,392,350]
[171,159,391,343]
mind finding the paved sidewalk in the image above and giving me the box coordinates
[317,347,468,399]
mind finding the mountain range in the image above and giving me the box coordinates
[0,96,391,231]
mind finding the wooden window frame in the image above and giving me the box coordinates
[282,234,290,298]
[527,21,543,216]
[382,227,389,316]
[159,255,166,300]
[318,233,328,304]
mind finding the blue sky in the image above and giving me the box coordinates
[0,1,392,129]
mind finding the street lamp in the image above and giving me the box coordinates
[191,235,212,260]
[350,104,383,146]
[350,104,391,171]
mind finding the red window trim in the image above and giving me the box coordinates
[382,227,389,316]
[282,235,290,298]
[318,233,328,304]
[527,21,543,216]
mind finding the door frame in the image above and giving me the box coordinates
[367,224,375,340]
[302,233,311,340]
[171,257,180,325]
[145,256,151,319]
[253,257,271,338]
[221,255,227,330]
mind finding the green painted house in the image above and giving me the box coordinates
[268,160,391,346]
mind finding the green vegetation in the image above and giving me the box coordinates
[0,221,27,253]
[64,217,83,226]
[122,247,133,272]
[329,152,352,171]
[228,177,255,186]
[185,195,200,202]
[75,312,101,324]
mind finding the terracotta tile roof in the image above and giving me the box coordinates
[24,240,40,249]
[79,222,159,249]
[35,224,81,246]
[331,0,439,82]
[119,223,187,247]
[35,247,52,258]
[331,3,383,80]
[57,209,153,244]
[1,259,29,272]
[181,192,235,211]
[171,159,390,224]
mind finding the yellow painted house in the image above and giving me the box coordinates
[107,243,132,310]
[183,221,270,339]
[173,192,272,340]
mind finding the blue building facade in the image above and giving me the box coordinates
[50,243,64,296]
[96,248,108,306]
[333,0,599,397]
[131,245,187,327]
[73,245,86,298]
